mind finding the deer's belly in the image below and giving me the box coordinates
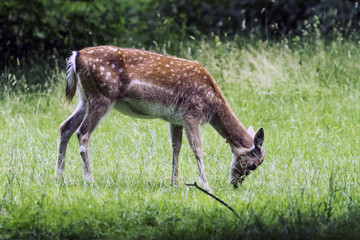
[114,99,184,124]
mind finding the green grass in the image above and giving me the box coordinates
[1,38,360,239]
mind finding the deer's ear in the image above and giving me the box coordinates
[254,127,265,148]
[248,125,255,137]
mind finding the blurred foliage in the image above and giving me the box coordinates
[0,0,359,90]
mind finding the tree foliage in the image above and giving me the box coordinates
[1,0,359,70]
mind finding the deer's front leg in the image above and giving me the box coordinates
[56,102,87,178]
[76,97,111,181]
[170,123,183,186]
[184,118,211,191]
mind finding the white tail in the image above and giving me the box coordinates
[55,45,265,190]
[65,51,77,105]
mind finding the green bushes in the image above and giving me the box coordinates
[1,0,359,91]
[2,1,140,66]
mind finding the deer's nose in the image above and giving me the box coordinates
[249,163,257,170]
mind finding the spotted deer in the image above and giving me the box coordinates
[56,45,265,190]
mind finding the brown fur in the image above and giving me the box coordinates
[56,45,265,190]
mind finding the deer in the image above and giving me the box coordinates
[55,45,265,191]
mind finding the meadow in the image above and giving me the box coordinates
[1,38,360,239]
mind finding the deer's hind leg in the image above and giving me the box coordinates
[170,123,183,186]
[76,96,112,181]
[56,100,88,178]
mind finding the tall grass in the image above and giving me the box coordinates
[0,38,360,239]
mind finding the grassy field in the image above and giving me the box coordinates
[1,38,360,239]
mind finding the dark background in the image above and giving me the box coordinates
[1,0,359,90]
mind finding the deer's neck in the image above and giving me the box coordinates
[210,103,253,149]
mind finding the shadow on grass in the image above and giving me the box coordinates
[1,201,359,240]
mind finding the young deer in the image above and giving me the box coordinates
[56,46,265,190]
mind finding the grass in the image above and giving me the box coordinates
[1,38,360,239]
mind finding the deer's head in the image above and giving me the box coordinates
[229,126,265,188]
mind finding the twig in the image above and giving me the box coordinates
[185,182,240,219]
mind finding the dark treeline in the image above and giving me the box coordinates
[1,0,359,82]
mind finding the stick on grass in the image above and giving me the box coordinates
[185,182,240,219]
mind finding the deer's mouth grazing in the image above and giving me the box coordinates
[230,168,251,188]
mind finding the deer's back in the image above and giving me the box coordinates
[76,46,225,124]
